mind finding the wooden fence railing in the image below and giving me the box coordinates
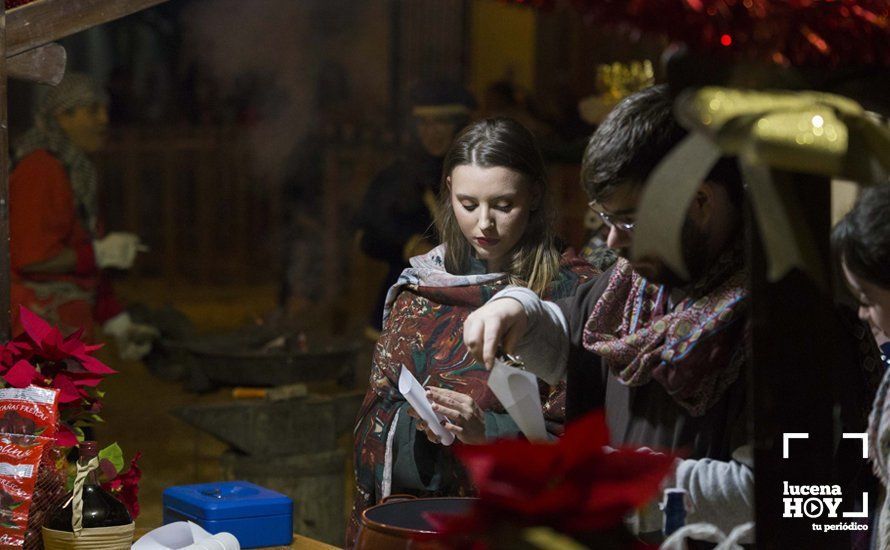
[96,126,279,285]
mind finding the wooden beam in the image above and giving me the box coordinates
[6,0,170,58]
[8,42,65,84]
[0,4,9,340]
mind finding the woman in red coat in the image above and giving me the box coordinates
[10,72,154,357]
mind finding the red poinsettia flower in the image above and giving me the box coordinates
[8,307,115,402]
[16,308,114,375]
[0,343,18,367]
[55,424,79,447]
[3,359,40,388]
[102,452,142,519]
[0,308,119,446]
[424,411,674,545]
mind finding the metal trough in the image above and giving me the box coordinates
[154,321,361,391]
[173,390,364,456]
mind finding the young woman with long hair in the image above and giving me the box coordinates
[347,117,596,546]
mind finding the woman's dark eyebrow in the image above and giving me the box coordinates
[455,193,517,201]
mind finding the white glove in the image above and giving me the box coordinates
[102,312,159,361]
[93,232,142,269]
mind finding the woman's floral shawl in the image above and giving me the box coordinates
[347,245,596,546]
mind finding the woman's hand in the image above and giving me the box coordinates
[406,387,488,445]
[428,387,487,445]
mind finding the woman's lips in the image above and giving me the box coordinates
[475,237,500,247]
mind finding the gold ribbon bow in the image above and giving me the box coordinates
[633,87,890,284]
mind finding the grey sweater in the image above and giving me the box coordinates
[491,283,755,540]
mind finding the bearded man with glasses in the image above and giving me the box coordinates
[462,84,754,541]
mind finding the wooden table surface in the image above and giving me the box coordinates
[135,528,340,549]
[274,534,340,550]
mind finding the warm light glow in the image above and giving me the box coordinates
[812,115,824,128]
[720,34,733,47]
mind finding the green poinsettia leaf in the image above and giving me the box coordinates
[8,502,22,510]
[98,443,125,473]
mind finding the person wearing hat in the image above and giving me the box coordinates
[356,81,476,337]
[10,72,156,359]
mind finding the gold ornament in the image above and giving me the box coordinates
[632,87,890,285]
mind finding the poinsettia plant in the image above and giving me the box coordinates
[0,308,115,446]
[0,307,141,517]
[61,443,142,519]
[422,411,674,549]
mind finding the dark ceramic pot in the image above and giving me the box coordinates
[355,495,477,550]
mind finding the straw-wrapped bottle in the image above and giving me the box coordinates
[42,441,134,549]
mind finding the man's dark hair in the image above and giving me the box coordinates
[581,84,743,206]
[832,185,890,289]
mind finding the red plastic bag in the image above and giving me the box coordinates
[0,386,60,440]
[0,435,51,547]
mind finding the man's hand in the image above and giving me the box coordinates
[463,298,528,370]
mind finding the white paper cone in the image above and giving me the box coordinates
[488,361,548,441]
[132,521,240,550]
[398,367,455,446]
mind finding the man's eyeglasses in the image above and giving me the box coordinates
[587,201,636,232]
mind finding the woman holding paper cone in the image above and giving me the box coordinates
[347,118,596,547]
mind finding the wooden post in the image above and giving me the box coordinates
[162,130,177,282]
[194,131,214,283]
[122,129,142,276]
[0,3,8,340]
[750,172,848,548]
[7,42,65,84]
[6,0,170,57]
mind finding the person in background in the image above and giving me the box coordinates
[10,72,156,359]
[833,185,890,547]
[356,81,475,338]
[347,118,596,547]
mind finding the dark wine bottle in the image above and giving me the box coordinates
[43,441,132,531]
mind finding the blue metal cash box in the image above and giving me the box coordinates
[163,481,293,548]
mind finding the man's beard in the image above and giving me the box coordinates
[620,217,711,286]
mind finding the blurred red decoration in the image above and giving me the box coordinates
[422,411,673,547]
[502,0,890,67]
